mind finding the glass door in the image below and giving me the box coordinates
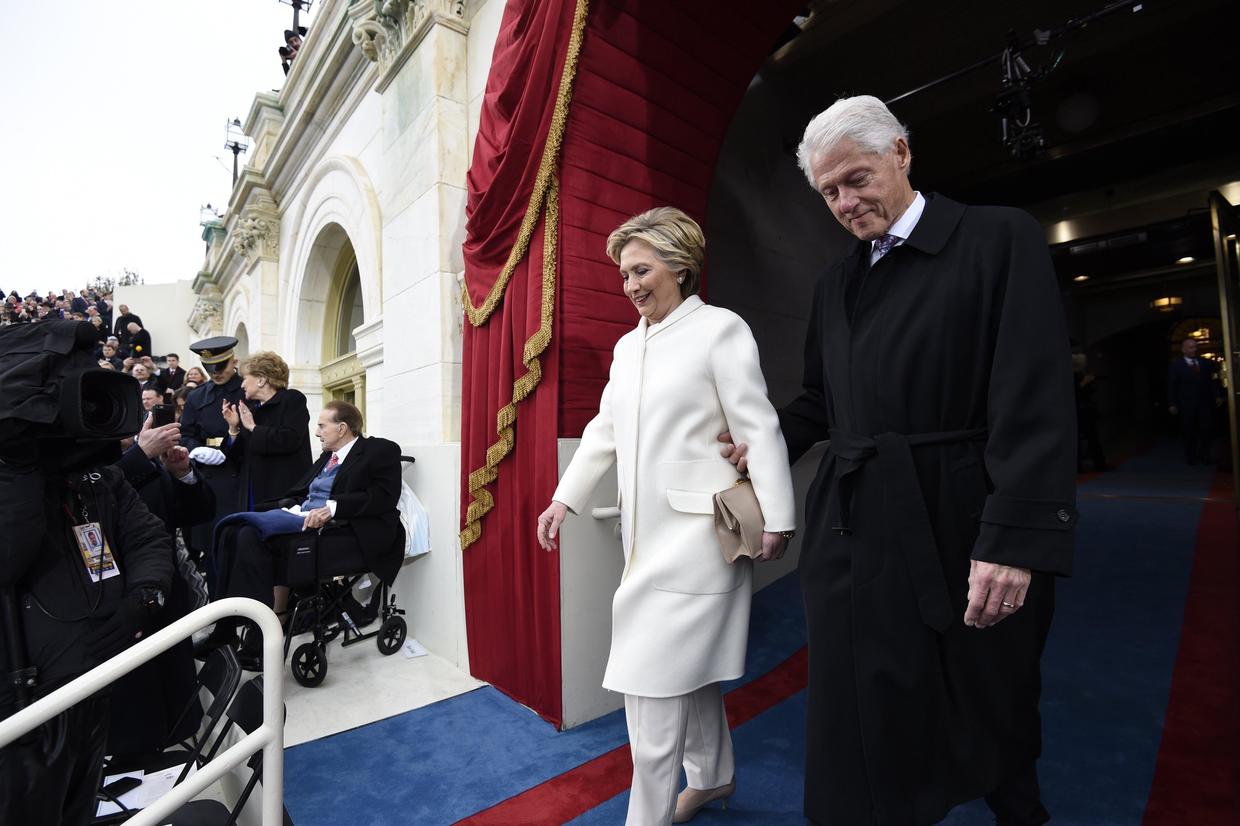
[1209,190,1239,502]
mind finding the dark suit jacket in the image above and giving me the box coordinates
[157,366,187,393]
[129,328,153,358]
[223,388,312,511]
[264,435,405,586]
[114,312,142,338]
[1167,357,1221,411]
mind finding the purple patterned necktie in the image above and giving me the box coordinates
[872,233,900,262]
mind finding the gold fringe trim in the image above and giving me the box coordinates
[461,0,589,328]
[460,0,588,550]
[460,178,561,550]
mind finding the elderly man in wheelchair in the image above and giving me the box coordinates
[204,400,408,684]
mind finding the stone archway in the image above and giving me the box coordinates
[233,322,250,360]
[283,155,385,425]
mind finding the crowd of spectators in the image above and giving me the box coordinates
[3,285,203,420]
[3,286,112,327]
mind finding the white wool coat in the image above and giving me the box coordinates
[553,296,796,697]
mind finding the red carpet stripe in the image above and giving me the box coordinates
[1142,472,1240,825]
[454,647,809,825]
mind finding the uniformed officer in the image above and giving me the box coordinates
[180,336,247,592]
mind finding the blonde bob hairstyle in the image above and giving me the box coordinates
[238,350,290,390]
[605,207,705,298]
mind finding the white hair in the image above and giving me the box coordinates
[796,95,910,185]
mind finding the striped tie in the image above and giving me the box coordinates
[872,233,900,262]
[326,453,339,472]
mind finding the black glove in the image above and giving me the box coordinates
[84,587,163,663]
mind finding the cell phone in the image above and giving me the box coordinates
[100,775,142,798]
[151,404,176,428]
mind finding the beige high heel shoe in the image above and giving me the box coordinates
[672,779,736,822]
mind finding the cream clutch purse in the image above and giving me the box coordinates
[713,478,764,564]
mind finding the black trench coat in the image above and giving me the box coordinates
[180,373,246,553]
[780,194,1077,825]
[222,387,312,511]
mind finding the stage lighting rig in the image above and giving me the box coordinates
[885,0,1145,161]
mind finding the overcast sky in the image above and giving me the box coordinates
[0,1,306,297]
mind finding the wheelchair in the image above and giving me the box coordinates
[278,454,416,688]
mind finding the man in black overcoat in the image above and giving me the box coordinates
[725,96,1077,825]
[1167,337,1223,464]
[113,303,141,338]
[126,322,153,360]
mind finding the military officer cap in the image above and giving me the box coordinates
[190,336,238,373]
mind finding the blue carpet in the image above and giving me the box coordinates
[284,442,1212,825]
[284,572,808,825]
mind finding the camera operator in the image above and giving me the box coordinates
[0,320,172,826]
[105,415,215,761]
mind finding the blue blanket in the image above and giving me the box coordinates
[213,509,308,545]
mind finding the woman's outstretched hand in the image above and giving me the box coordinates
[537,501,569,551]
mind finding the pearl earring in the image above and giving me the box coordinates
[677,276,684,284]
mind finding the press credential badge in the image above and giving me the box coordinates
[73,522,121,583]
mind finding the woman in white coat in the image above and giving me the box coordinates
[537,208,796,825]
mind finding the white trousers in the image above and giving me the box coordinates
[623,683,734,826]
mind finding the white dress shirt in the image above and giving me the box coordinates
[870,191,926,265]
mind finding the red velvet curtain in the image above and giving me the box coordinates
[461,0,807,727]
[460,0,583,726]
[557,0,806,436]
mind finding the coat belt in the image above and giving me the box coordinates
[827,427,988,634]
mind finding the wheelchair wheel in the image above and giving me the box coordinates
[377,616,407,656]
[292,642,328,687]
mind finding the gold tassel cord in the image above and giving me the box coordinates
[461,0,590,329]
[460,0,589,550]
[460,177,561,550]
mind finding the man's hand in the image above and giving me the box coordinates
[757,531,787,562]
[964,559,1031,629]
[136,415,180,460]
[302,506,333,531]
[718,431,749,474]
[162,445,191,478]
[537,501,569,551]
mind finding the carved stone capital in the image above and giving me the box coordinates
[349,0,468,89]
[188,296,224,337]
[348,0,388,62]
[232,215,277,261]
[231,193,280,263]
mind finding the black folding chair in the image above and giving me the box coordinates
[163,676,294,826]
[95,646,243,824]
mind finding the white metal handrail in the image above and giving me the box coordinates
[0,597,285,826]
